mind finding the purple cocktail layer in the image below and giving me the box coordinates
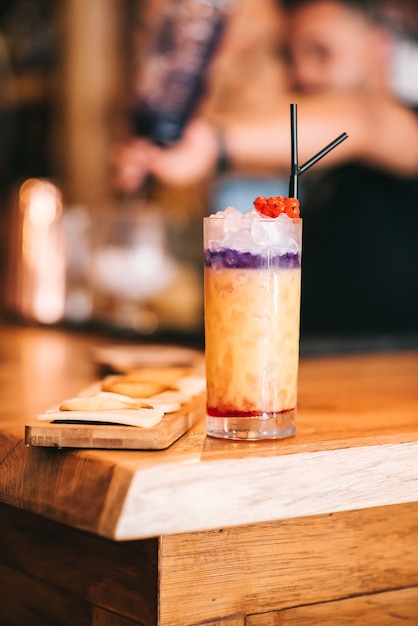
[204,248,301,270]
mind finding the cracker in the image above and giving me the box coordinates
[96,391,180,414]
[101,379,169,398]
[59,395,151,411]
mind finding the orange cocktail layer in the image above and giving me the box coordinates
[205,265,301,416]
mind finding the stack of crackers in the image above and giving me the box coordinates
[37,366,206,429]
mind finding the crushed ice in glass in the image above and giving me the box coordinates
[208,206,301,254]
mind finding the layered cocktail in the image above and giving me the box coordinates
[204,200,302,439]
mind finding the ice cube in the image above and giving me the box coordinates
[224,208,243,233]
[287,238,299,254]
[224,231,247,251]
[251,219,270,245]
[274,214,295,248]
[244,209,259,221]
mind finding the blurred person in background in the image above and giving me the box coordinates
[114,0,418,338]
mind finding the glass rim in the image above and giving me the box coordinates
[204,215,302,224]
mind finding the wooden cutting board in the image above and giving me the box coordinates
[25,392,205,450]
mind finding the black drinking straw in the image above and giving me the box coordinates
[289,103,299,199]
[299,132,349,174]
[288,103,349,199]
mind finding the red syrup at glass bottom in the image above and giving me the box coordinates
[206,407,295,418]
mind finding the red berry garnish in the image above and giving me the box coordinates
[253,195,268,214]
[267,196,286,217]
[285,197,300,218]
[254,195,275,217]
[254,195,300,218]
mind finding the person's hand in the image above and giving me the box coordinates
[113,118,220,192]
[145,118,220,187]
[113,137,155,193]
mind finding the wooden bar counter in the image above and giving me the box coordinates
[1,323,418,625]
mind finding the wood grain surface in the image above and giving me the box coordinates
[246,587,418,624]
[158,503,418,625]
[1,324,418,540]
[1,324,418,625]
[0,501,158,626]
